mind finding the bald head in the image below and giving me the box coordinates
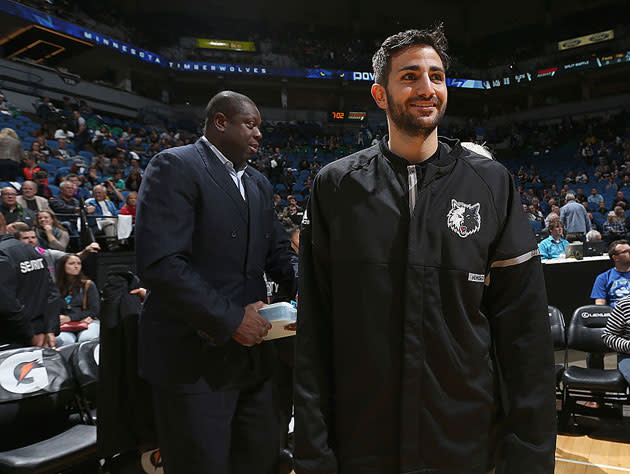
[204,91,256,134]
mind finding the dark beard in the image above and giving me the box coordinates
[386,89,446,138]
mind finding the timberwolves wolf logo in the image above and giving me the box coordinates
[447,199,481,238]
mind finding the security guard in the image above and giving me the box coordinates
[0,215,61,349]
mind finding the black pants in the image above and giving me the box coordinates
[152,378,278,474]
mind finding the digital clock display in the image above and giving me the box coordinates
[329,111,366,122]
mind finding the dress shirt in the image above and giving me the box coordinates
[201,136,246,200]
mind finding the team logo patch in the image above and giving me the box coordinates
[447,199,481,238]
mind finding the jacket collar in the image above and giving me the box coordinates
[379,135,460,187]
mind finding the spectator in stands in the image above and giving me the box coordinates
[36,96,55,122]
[65,173,90,200]
[55,253,100,347]
[615,191,629,209]
[15,226,99,278]
[53,138,72,161]
[119,191,137,223]
[72,110,89,151]
[111,170,126,190]
[0,215,61,349]
[28,141,46,163]
[273,193,283,217]
[104,178,124,206]
[544,206,560,229]
[85,165,101,188]
[129,156,143,176]
[1,186,36,226]
[85,184,118,240]
[0,128,23,180]
[602,294,630,385]
[33,170,53,199]
[605,176,618,192]
[125,169,142,192]
[576,170,588,184]
[22,153,42,181]
[50,181,92,235]
[588,188,604,206]
[591,240,630,307]
[527,204,544,226]
[575,188,587,204]
[35,210,69,251]
[560,192,591,241]
[286,203,303,226]
[54,123,75,141]
[586,229,602,242]
[35,136,52,157]
[538,220,569,260]
[603,211,626,242]
[597,200,608,217]
[104,156,123,177]
[17,180,51,212]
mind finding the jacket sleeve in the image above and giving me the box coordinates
[50,197,77,215]
[44,273,62,334]
[294,175,337,474]
[0,255,33,342]
[136,151,244,344]
[483,173,557,474]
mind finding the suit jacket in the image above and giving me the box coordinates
[136,138,295,391]
[16,195,51,213]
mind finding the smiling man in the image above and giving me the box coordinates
[136,91,296,474]
[294,26,556,474]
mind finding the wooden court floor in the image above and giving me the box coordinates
[556,434,630,473]
[291,438,630,474]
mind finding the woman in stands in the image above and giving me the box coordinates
[603,294,630,384]
[119,191,137,223]
[55,253,100,347]
[35,210,69,250]
[125,169,142,192]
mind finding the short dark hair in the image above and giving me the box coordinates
[203,91,255,133]
[608,239,629,259]
[372,24,450,86]
[14,225,34,239]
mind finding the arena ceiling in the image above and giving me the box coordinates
[107,0,625,44]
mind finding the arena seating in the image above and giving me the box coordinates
[561,305,630,427]
[549,305,566,403]
[0,345,98,473]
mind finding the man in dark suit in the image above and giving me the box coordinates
[136,91,296,474]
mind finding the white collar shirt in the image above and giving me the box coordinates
[201,136,247,201]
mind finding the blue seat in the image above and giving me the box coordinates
[530,220,542,232]
[587,202,599,211]
[274,184,286,192]
[49,158,65,168]
[78,151,94,161]
[37,163,57,175]
[48,184,60,197]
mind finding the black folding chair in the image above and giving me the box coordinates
[561,305,630,427]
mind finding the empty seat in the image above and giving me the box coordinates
[0,346,98,472]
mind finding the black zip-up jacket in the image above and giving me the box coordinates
[294,137,556,474]
[0,234,61,346]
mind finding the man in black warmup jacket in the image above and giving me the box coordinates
[294,26,556,474]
